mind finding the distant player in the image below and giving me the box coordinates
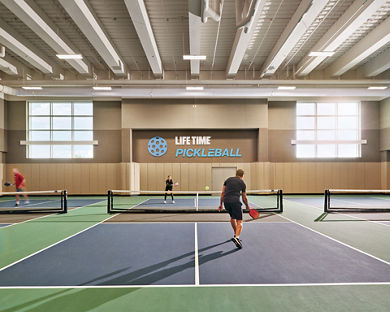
[13,168,29,207]
[164,175,175,204]
[218,169,249,249]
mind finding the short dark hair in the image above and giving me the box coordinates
[236,169,244,177]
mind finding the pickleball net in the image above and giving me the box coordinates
[0,190,67,213]
[324,189,390,212]
[107,189,283,213]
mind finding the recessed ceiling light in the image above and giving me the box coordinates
[186,86,204,91]
[368,86,387,90]
[56,54,83,59]
[93,86,112,91]
[277,86,296,90]
[22,86,42,90]
[183,55,207,60]
[309,51,335,57]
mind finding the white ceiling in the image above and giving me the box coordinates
[0,0,389,99]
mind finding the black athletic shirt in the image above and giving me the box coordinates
[166,179,173,189]
[223,176,246,203]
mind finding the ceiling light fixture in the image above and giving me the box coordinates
[93,86,112,91]
[368,86,387,90]
[22,86,42,90]
[277,86,296,90]
[186,86,204,91]
[308,51,335,57]
[56,54,83,59]
[183,55,207,60]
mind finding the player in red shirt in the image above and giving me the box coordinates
[13,168,29,207]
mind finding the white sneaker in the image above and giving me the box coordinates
[164,200,166,204]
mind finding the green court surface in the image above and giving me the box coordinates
[1,195,390,311]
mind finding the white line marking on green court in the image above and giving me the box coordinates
[194,222,199,286]
[288,197,390,227]
[0,202,116,273]
[0,200,105,229]
[279,213,390,267]
[2,282,390,289]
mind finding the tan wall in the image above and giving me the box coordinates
[122,99,268,129]
[4,163,123,194]
[139,161,381,193]
[2,98,386,194]
[380,97,390,151]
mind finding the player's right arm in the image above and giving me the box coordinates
[242,192,250,210]
[218,185,225,211]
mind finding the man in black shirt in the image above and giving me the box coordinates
[218,169,249,249]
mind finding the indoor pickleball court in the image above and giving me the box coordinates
[1,0,390,311]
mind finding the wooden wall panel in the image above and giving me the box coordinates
[140,163,148,190]
[172,163,181,191]
[3,161,383,195]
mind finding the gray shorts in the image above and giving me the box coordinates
[16,188,25,192]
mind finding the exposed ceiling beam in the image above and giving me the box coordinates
[188,0,201,78]
[0,57,18,75]
[364,47,390,77]
[4,79,390,88]
[12,86,390,101]
[261,0,329,77]
[124,0,163,77]
[58,0,125,76]
[0,0,89,74]
[0,23,52,73]
[328,16,390,76]
[226,0,267,77]
[296,0,387,77]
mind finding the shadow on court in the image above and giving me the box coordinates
[85,239,237,286]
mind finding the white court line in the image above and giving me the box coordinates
[2,282,390,289]
[194,222,199,286]
[278,209,390,267]
[102,221,291,224]
[0,205,117,273]
[289,197,390,228]
[0,200,106,229]
[329,198,390,228]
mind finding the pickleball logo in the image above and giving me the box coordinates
[148,136,168,157]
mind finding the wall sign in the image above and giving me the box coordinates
[133,129,257,163]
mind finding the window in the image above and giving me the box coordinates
[27,101,93,158]
[295,102,361,158]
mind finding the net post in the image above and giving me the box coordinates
[107,190,112,214]
[62,190,68,214]
[324,189,329,213]
[196,192,199,211]
[278,189,283,213]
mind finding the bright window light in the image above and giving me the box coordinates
[183,55,207,60]
[309,51,335,57]
[278,86,296,90]
[93,86,112,91]
[368,86,387,90]
[27,101,94,159]
[295,102,361,158]
[22,86,42,90]
[186,86,204,91]
[56,54,83,60]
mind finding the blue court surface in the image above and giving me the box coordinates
[1,221,390,287]
[0,224,10,227]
